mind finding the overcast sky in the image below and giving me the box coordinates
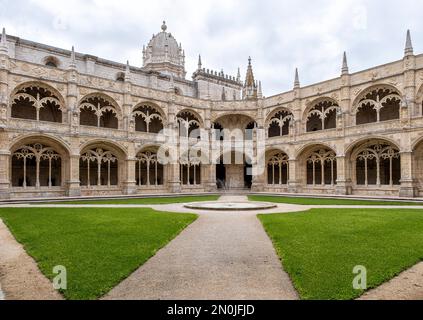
[1,0,422,96]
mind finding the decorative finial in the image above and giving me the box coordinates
[248,56,252,66]
[237,67,241,82]
[1,28,6,44]
[342,51,349,75]
[294,68,300,89]
[258,81,263,99]
[405,29,413,56]
[198,55,202,70]
[161,21,167,32]
[125,60,131,82]
[68,46,77,70]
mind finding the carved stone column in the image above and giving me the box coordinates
[335,155,352,195]
[66,154,81,197]
[399,151,417,197]
[123,158,137,195]
[288,159,300,193]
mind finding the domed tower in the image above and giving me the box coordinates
[142,21,186,78]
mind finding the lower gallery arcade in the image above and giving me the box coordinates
[5,134,421,199]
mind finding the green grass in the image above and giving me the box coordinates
[0,207,197,300]
[249,195,423,206]
[44,195,220,205]
[259,209,423,300]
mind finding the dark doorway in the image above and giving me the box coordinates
[244,162,253,189]
[216,163,226,189]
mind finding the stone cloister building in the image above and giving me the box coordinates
[1,22,423,199]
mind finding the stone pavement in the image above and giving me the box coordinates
[104,195,299,300]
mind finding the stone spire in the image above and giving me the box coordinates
[68,46,77,70]
[245,57,255,87]
[243,57,258,100]
[258,81,263,99]
[404,29,414,56]
[236,67,241,82]
[341,51,349,75]
[198,55,202,70]
[0,28,8,54]
[125,60,131,82]
[294,68,300,89]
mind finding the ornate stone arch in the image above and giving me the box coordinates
[134,144,165,186]
[304,97,341,132]
[266,107,294,137]
[348,139,401,186]
[10,134,70,189]
[78,92,122,129]
[79,140,127,188]
[131,102,166,133]
[10,81,66,122]
[177,108,204,126]
[352,85,402,124]
[265,148,290,186]
[79,139,127,159]
[177,109,203,137]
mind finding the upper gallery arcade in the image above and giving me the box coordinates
[1,23,423,199]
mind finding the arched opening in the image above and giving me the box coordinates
[79,147,119,187]
[79,95,119,129]
[355,87,401,125]
[215,152,252,190]
[43,56,60,68]
[353,141,401,186]
[132,104,164,133]
[135,148,164,186]
[11,143,62,188]
[11,84,63,123]
[177,110,201,137]
[267,152,289,185]
[298,146,337,187]
[306,100,339,132]
[179,148,202,186]
[268,110,293,138]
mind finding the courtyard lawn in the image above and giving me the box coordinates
[46,195,220,205]
[258,209,423,300]
[249,195,423,206]
[0,207,197,300]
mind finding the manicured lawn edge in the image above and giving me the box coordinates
[250,195,423,206]
[41,195,220,205]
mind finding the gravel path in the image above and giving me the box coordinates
[358,262,423,300]
[104,196,299,300]
[0,219,63,300]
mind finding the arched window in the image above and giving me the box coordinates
[116,72,125,82]
[306,148,337,186]
[177,111,201,137]
[356,88,401,125]
[355,143,400,186]
[268,110,293,137]
[267,153,289,185]
[180,151,201,185]
[79,96,119,129]
[44,56,60,68]
[306,100,340,132]
[12,144,61,188]
[80,148,118,186]
[132,104,164,133]
[11,85,63,123]
[135,151,164,186]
